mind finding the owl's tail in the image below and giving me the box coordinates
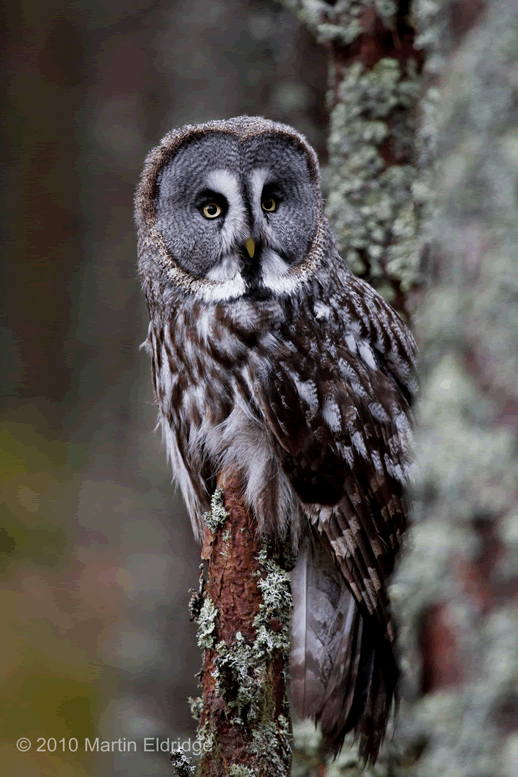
[290,532,398,764]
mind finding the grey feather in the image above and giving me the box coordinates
[291,529,358,718]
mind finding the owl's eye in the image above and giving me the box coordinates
[201,202,223,219]
[261,197,277,213]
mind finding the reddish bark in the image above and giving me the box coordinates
[197,469,292,777]
[419,602,463,693]
[328,4,424,109]
[323,1,425,320]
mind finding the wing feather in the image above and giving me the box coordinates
[253,293,415,760]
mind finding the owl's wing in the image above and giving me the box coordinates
[256,333,413,614]
[252,299,415,760]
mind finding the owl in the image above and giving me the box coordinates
[135,116,417,763]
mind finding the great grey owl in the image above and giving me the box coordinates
[135,116,417,762]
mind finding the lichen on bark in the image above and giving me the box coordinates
[393,3,518,776]
[326,56,422,303]
[193,469,293,776]
[279,0,426,318]
[171,750,197,777]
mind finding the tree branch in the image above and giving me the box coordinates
[192,471,293,776]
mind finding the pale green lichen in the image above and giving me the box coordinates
[187,695,203,722]
[203,487,229,533]
[253,546,293,658]
[229,766,255,777]
[326,58,423,298]
[196,595,218,650]
[373,0,397,26]
[314,20,362,46]
[170,750,196,777]
[199,540,293,774]
[213,633,257,724]
[195,721,215,758]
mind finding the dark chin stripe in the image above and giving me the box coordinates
[240,254,261,288]
[239,245,273,301]
[243,283,272,301]
[242,266,272,300]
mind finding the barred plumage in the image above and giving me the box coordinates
[135,116,417,762]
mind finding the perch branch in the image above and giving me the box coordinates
[192,469,293,776]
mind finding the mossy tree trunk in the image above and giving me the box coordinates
[280,0,426,318]
[394,2,518,775]
[185,472,293,777]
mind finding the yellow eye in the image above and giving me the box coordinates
[202,202,222,219]
[261,197,277,212]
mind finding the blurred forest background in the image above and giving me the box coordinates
[1,2,327,775]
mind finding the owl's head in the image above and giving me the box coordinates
[135,117,330,304]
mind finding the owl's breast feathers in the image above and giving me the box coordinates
[148,265,417,760]
[152,265,416,566]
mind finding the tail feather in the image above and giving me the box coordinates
[290,531,398,764]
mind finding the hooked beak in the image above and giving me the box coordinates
[245,237,255,259]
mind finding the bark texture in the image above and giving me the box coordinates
[394,2,518,776]
[191,471,293,777]
[280,0,425,319]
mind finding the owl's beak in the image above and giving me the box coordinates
[245,237,256,259]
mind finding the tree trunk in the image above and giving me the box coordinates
[394,2,518,775]
[280,0,425,317]
[192,471,293,777]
